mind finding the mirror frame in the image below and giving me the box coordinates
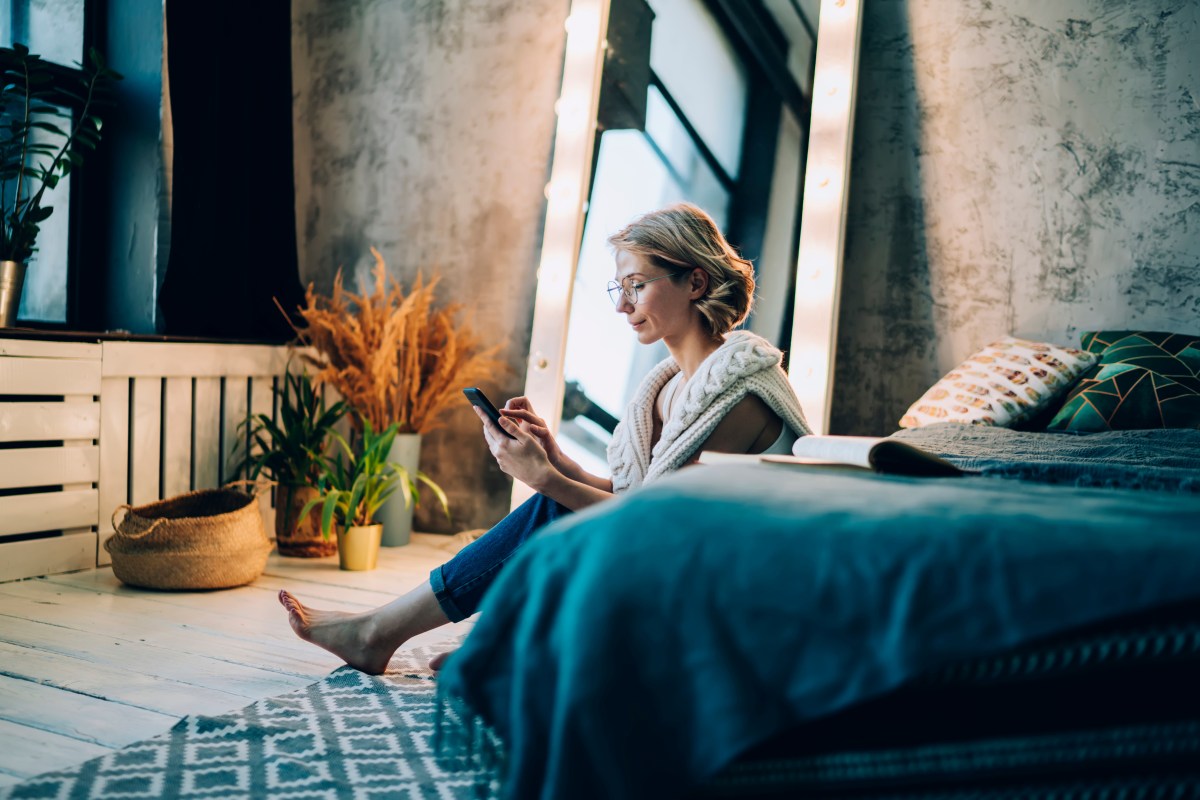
[788,0,864,434]
[516,0,612,507]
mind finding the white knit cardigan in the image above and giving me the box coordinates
[607,330,812,493]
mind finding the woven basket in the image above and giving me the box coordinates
[106,483,273,590]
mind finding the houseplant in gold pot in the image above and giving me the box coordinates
[1,44,120,326]
[288,247,503,545]
[238,369,348,557]
[299,418,405,571]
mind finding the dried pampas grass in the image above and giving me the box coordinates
[288,247,506,434]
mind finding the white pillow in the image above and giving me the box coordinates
[899,336,1097,429]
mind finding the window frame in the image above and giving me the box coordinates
[3,0,107,329]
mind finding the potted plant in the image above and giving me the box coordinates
[1,44,121,326]
[238,369,349,557]
[300,418,434,571]
[286,247,503,545]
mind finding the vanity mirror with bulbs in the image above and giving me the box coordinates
[519,0,862,504]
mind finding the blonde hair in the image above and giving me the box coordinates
[606,203,754,336]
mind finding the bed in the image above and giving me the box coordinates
[434,423,1200,799]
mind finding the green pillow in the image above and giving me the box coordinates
[1046,331,1200,431]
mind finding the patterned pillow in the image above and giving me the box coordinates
[899,336,1098,429]
[1045,330,1200,431]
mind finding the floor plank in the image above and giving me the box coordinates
[0,534,472,787]
[0,638,257,715]
[0,719,112,780]
[0,673,175,748]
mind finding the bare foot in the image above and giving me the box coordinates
[278,590,396,675]
[429,648,456,672]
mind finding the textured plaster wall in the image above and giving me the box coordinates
[292,0,568,530]
[832,0,1200,435]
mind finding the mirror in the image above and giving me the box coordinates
[522,0,857,503]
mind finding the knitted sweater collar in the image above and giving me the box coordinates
[607,331,797,493]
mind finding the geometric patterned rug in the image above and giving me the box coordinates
[1,642,496,800]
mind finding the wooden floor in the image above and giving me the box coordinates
[0,534,475,790]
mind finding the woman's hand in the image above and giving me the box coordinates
[499,396,575,474]
[473,405,556,491]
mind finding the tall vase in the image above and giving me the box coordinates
[0,261,27,328]
[379,432,421,547]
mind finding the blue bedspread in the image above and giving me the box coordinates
[893,423,1200,492]
[437,430,1200,799]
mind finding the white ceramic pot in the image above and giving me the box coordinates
[379,432,421,547]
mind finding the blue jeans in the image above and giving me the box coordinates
[430,493,571,622]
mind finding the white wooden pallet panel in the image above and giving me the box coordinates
[193,377,222,490]
[129,377,162,506]
[162,376,193,497]
[96,377,130,565]
[222,376,249,483]
[0,446,99,490]
[0,357,101,395]
[2,340,296,583]
[102,341,290,378]
[0,401,100,442]
[0,490,99,537]
[0,530,96,582]
[0,339,99,359]
[249,375,275,521]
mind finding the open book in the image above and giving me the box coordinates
[698,435,965,477]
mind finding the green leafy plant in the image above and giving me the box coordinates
[301,418,450,540]
[237,369,349,487]
[1,43,122,262]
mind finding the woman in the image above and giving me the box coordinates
[278,203,810,673]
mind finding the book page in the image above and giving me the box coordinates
[696,451,871,470]
[699,436,963,476]
[790,435,884,468]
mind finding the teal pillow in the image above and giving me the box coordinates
[1046,331,1200,431]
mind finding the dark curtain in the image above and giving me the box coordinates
[159,0,303,340]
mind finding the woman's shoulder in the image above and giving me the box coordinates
[717,393,774,422]
[697,394,783,455]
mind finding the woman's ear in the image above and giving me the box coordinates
[688,267,709,299]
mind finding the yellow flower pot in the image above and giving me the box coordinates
[337,524,382,571]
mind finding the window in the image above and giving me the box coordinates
[2,0,89,325]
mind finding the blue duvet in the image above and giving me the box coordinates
[437,426,1200,799]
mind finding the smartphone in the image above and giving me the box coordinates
[463,387,516,439]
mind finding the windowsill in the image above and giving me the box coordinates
[0,326,291,347]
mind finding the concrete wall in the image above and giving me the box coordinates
[832,0,1200,435]
[292,0,568,530]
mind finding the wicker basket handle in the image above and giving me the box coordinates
[109,504,166,540]
[224,478,274,497]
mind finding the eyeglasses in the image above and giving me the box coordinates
[606,274,674,306]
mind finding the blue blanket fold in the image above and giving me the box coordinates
[437,455,1200,799]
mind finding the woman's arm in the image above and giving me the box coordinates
[527,470,614,511]
[686,394,784,464]
[476,406,614,511]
